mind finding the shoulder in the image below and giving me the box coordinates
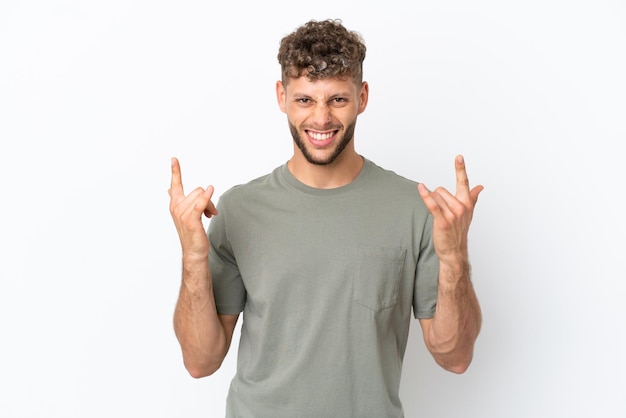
[364,158,420,191]
[361,159,430,212]
[217,166,282,205]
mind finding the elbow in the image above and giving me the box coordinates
[176,333,232,379]
[432,348,474,374]
[183,355,224,379]
[426,333,475,374]
[185,362,220,379]
[187,368,214,379]
[438,355,472,374]
[425,322,480,374]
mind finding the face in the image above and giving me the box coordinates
[277,76,368,166]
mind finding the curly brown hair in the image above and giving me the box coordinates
[277,19,366,86]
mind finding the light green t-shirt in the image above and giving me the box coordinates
[209,158,439,418]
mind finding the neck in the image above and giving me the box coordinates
[287,150,364,189]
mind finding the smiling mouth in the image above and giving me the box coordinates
[307,130,336,141]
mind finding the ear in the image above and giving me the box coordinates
[357,81,369,115]
[276,80,287,113]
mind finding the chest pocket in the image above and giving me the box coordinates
[353,245,407,312]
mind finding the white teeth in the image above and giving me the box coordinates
[310,132,332,141]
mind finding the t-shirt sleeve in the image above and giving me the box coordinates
[413,212,439,319]
[208,197,246,315]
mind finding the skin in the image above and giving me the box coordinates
[276,76,368,188]
[417,155,483,373]
[169,74,482,377]
[169,159,238,377]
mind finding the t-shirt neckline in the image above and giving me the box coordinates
[279,157,372,196]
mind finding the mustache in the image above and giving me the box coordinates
[302,124,343,131]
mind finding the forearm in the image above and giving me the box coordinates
[426,259,482,373]
[173,254,229,378]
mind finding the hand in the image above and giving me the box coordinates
[168,157,219,258]
[417,155,483,266]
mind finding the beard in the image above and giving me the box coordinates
[289,120,356,166]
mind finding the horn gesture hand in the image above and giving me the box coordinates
[417,155,483,268]
[168,157,219,259]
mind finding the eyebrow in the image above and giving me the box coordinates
[291,91,352,99]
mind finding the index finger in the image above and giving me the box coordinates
[169,157,184,198]
[454,154,471,198]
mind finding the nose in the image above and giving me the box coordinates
[312,102,332,126]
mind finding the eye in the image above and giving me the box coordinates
[330,97,349,107]
[296,98,311,104]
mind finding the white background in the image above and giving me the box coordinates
[1,1,625,417]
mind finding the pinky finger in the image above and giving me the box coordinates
[418,183,442,216]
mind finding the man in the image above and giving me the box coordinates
[169,19,483,418]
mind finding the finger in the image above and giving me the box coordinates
[170,157,185,199]
[418,183,444,217]
[203,186,219,218]
[431,186,461,214]
[470,184,484,206]
[179,186,218,219]
[173,186,206,219]
[454,154,471,200]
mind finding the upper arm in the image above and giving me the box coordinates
[418,317,433,350]
[418,316,475,374]
[219,313,239,352]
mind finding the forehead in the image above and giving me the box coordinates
[285,76,359,97]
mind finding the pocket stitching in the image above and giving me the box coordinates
[353,245,406,312]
